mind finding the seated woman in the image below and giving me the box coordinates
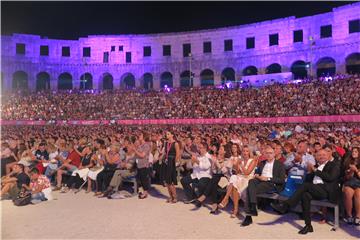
[342,146,360,225]
[95,143,121,197]
[44,141,69,181]
[102,136,136,197]
[61,142,93,193]
[192,145,232,212]
[180,142,212,204]
[53,139,85,191]
[219,144,257,218]
[87,139,106,194]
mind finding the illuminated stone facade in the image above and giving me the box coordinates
[1,3,359,91]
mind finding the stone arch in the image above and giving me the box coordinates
[102,73,113,90]
[200,69,214,86]
[79,73,93,90]
[12,71,28,90]
[141,73,153,90]
[180,70,194,87]
[242,66,258,76]
[221,67,236,85]
[121,73,135,89]
[316,57,336,77]
[266,63,282,74]
[345,52,360,74]
[160,72,173,88]
[36,72,51,91]
[291,60,308,79]
[58,72,73,90]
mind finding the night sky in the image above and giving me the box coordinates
[1,1,354,40]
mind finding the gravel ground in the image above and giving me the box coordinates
[1,184,359,240]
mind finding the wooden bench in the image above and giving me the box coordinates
[257,192,339,231]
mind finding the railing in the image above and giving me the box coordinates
[1,115,360,126]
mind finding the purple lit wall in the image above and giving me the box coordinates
[1,3,359,91]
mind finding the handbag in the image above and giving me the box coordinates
[13,189,32,206]
[280,175,304,198]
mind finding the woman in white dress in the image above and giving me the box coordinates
[219,145,257,217]
[229,145,257,217]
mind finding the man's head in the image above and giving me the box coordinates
[313,142,322,152]
[29,167,40,181]
[296,140,308,154]
[315,149,330,165]
[264,146,275,162]
[39,143,46,151]
[322,143,334,159]
[13,163,25,173]
[198,142,208,156]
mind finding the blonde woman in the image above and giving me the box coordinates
[228,145,258,217]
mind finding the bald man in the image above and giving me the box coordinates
[271,149,340,234]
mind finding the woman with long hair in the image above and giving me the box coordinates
[162,131,180,203]
[227,145,258,217]
[218,143,242,216]
[342,146,360,225]
[132,131,152,199]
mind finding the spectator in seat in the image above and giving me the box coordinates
[271,149,341,234]
[342,146,360,225]
[241,146,286,227]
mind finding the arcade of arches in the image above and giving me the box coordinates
[5,53,359,91]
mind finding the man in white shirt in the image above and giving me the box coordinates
[271,149,341,234]
[241,146,286,227]
[180,142,212,204]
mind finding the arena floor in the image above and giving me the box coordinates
[1,184,359,240]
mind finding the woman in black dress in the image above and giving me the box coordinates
[163,131,180,203]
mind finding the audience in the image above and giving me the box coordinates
[1,74,360,231]
[1,74,359,121]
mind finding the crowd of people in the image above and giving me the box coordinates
[1,74,359,120]
[1,123,359,234]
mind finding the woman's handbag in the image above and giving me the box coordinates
[13,189,32,206]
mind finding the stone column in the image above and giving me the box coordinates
[153,74,161,89]
[214,73,221,85]
[173,74,180,88]
[337,63,346,74]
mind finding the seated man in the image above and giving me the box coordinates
[25,168,52,204]
[271,149,340,234]
[284,140,315,177]
[1,163,30,199]
[180,142,212,204]
[241,146,286,227]
[103,138,137,197]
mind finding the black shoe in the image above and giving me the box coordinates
[193,200,202,208]
[298,225,313,235]
[270,202,289,215]
[241,216,253,227]
[210,206,219,215]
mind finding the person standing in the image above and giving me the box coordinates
[132,132,152,199]
[162,131,180,203]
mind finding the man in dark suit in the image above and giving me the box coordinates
[271,149,341,234]
[241,146,286,227]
